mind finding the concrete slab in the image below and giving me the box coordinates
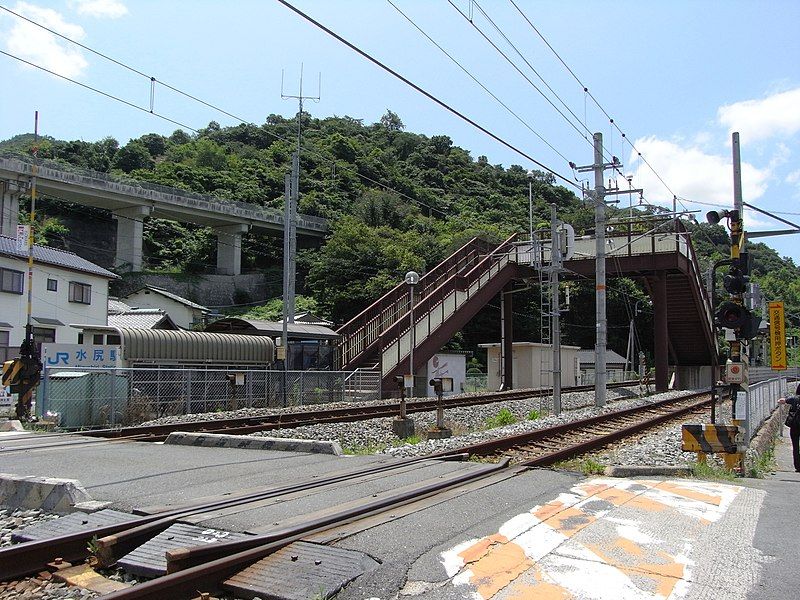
[11,508,135,542]
[0,472,93,513]
[164,431,343,455]
[117,522,251,578]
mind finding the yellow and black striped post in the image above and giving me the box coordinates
[681,424,741,470]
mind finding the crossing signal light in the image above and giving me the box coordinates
[714,301,761,340]
[723,252,750,294]
[716,301,748,329]
[723,266,748,294]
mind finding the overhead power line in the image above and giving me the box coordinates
[454,0,594,145]
[275,0,579,189]
[506,0,681,202]
[386,0,572,165]
[0,7,456,219]
[0,50,200,134]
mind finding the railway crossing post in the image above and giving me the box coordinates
[392,375,415,438]
[427,377,452,439]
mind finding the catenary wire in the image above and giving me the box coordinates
[0,9,456,220]
[385,0,572,165]
[274,0,579,189]
[446,0,591,148]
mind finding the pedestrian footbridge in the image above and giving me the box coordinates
[336,221,715,394]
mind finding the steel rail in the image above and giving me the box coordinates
[77,380,637,442]
[0,453,457,580]
[441,390,715,465]
[0,382,636,454]
[100,459,510,600]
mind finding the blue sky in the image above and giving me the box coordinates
[2,0,799,263]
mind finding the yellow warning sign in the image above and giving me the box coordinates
[769,301,786,370]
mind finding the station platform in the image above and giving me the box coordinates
[0,428,797,599]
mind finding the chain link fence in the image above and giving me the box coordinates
[41,366,381,429]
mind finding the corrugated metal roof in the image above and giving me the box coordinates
[0,235,118,279]
[74,326,274,364]
[206,318,339,340]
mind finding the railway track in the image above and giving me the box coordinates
[1,388,716,599]
[0,455,516,600]
[84,380,637,440]
[441,390,714,466]
[0,381,637,453]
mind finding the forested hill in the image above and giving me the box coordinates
[2,111,799,352]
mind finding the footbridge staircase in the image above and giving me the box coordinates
[336,234,532,391]
[336,221,716,394]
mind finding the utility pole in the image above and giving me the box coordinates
[730,132,746,455]
[574,133,641,407]
[280,67,320,366]
[549,203,563,414]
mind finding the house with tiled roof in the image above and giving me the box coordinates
[0,235,118,360]
[121,285,209,330]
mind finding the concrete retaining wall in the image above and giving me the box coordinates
[746,404,787,472]
[114,272,278,307]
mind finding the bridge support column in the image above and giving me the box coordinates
[113,205,151,272]
[500,284,514,390]
[653,273,669,392]
[216,224,249,276]
[1,181,20,237]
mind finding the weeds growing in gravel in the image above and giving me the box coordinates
[553,457,606,475]
[691,460,737,481]
[527,409,541,420]
[747,445,776,479]
[485,408,517,429]
[342,442,387,455]
[394,434,422,446]
[580,458,606,475]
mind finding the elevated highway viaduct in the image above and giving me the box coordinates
[0,153,328,275]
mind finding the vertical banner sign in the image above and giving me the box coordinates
[769,301,786,370]
[15,225,29,252]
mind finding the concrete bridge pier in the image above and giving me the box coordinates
[216,223,249,276]
[1,181,21,237]
[113,205,152,272]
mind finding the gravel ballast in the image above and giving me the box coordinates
[144,386,728,467]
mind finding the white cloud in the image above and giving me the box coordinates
[68,0,128,19]
[4,2,87,78]
[621,136,770,210]
[717,88,800,143]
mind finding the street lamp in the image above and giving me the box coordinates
[404,271,419,397]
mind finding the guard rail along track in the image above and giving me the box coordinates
[437,389,717,466]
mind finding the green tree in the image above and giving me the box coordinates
[113,141,154,172]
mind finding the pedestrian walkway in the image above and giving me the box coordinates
[424,426,798,600]
[438,476,764,599]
